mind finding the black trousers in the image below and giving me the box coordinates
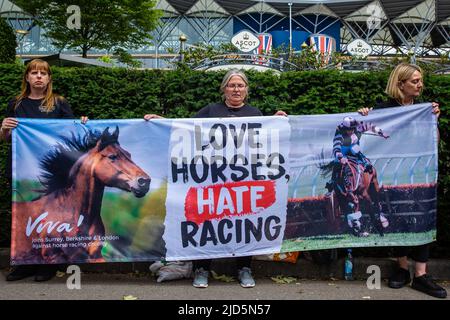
[193,256,252,272]
[392,244,429,263]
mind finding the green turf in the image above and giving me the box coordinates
[281,230,436,252]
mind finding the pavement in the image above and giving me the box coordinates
[1,248,449,300]
[1,274,449,300]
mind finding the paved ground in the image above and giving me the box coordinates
[1,270,448,300]
[2,248,449,303]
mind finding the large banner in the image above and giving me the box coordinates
[11,104,437,265]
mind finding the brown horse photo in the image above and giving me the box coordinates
[331,158,389,237]
[11,126,151,265]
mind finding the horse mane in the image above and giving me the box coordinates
[315,147,334,178]
[38,127,118,195]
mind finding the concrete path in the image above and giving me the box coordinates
[1,270,448,300]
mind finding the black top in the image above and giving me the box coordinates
[193,102,263,118]
[374,98,401,109]
[6,97,74,119]
[374,97,424,109]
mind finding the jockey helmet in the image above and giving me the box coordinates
[342,116,358,129]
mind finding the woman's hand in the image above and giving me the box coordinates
[1,117,18,131]
[432,102,440,118]
[274,110,288,117]
[144,114,164,121]
[80,116,88,124]
[0,117,18,140]
[358,107,373,116]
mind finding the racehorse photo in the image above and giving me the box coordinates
[11,126,151,265]
[327,157,389,237]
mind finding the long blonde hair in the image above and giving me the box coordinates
[15,59,62,112]
[385,63,423,102]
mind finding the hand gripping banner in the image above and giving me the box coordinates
[10,104,437,265]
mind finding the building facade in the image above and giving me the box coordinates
[1,0,449,67]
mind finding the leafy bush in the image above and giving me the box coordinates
[0,18,16,64]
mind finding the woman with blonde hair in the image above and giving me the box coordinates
[358,63,445,299]
[1,59,88,140]
[1,59,87,281]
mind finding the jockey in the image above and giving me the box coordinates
[326,116,389,192]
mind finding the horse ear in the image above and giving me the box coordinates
[98,126,120,150]
[98,127,111,151]
[101,127,110,138]
[113,126,119,141]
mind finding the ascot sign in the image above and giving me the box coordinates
[346,39,372,58]
[231,30,260,53]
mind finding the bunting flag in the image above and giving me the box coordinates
[309,34,336,65]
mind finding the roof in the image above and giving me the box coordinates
[161,0,449,49]
[7,0,449,53]
[164,0,450,22]
[0,0,22,13]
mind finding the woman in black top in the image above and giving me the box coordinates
[358,63,446,299]
[145,69,286,288]
[192,70,285,288]
[1,59,87,282]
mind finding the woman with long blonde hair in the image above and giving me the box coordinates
[1,59,87,282]
[358,63,445,299]
[1,59,87,140]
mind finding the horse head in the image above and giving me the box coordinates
[91,126,151,198]
[335,159,364,236]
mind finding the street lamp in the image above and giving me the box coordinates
[16,29,30,58]
[288,2,292,53]
[179,34,187,63]
[16,29,29,35]
[407,48,416,64]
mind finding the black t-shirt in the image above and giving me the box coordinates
[193,102,263,118]
[4,97,75,179]
[374,98,401,109]
[374,97,424,109]
[6,97,74,119]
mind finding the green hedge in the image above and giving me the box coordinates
[0,18,16,64]
[1,64,449,250]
